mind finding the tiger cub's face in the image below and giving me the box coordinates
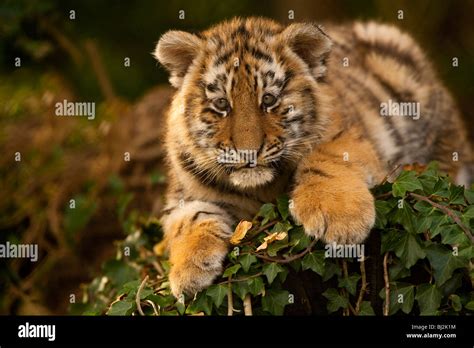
[154,18,332,189]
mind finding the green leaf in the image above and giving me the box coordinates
[358,301,375,316]
[258,203,278,225]
[232,281,249,300]
[392,231,426,268]
[379,283,415,315]
[238,254,257,273]
[106,300,134,316]
[322,288,349,314]
[248,277,265,296]
[276,195,290,220]
[288,226,311,252]
[187,292,212,315]
[415,284,442,315]
[425,244,468,287]
[261,289,290,315]
[222,264,241,278]
[449,294,462,312]
[206,284,227,308]
[392,171,423,197]
[465,301,474,311]
[375,200,394,228]
[263,263,285,284]
[301,251,325,276]
[449,185,465,205]
[464,189,474,205]
[338,274,361,296]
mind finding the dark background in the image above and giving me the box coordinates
[0,0,473,314]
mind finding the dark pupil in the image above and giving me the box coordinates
[263,94,275,106]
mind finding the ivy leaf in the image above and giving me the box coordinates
[248,277,265,296]
[288,226,311,252]
[464,189,474,205]
[465,301,474,311]
[449,294,462,312]
[440,224,470,247]
[276,195,290,220]
[206,284,227,308]
[415,284,442,315]
[258,203,278,226]
[379,283,415,315]
[392,231,426,268]
[301,251,325,276]
[449,185,465,205]
[107,300,134,316]
[425,244,468,287]
[187,292,212,315]
[392,171,423,197]
[323,288,349,314]
[239,254,257,273]
[261,289,290,315]
[322,260,341,281]
[375,200,394,228]
[338,274,361,296]
[222,264,241,278]
[263,263,285,284]
[232,281,249,300]
[358,301,375,316]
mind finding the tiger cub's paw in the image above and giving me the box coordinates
[168,219,230,298]
[290,182,375,244]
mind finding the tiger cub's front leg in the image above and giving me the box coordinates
[290,130,382,244]
[161,201,234,297]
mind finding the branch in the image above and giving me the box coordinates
[243,294,253,316]
[227,276,233,316]
[409,193,473,243]
[355,258,367,314]
[136,275,149,316]
[383,253,390,316]
[84,39,117,101]
[217,272,263,286]
[253,238,317,264]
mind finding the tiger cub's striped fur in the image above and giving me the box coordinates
[154,17,472,297]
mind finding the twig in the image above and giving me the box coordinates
[409,193,473,243]
[243,294,253,316]
[217,272,263,285]
[355,258,367,314]
[136,275,149,316]
[380,164,402,185]
[341,260,350,316]
[254,239,317,264]
[227,276,233,316]
[151,260,165,277]
[145,300,160,316]
[383,253,390,316]
[84,39,116,101]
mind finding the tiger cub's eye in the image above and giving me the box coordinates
[262,93,277,108]
[213,98,229,112]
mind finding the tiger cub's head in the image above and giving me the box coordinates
[154,17,332,189]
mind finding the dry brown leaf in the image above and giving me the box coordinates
[255,231,287,251]
[230,220,253,245]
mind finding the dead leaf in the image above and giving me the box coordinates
[255,231,287,251]
[230,220,253,245]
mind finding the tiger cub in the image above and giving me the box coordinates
[153,17,472,297]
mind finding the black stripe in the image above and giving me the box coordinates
[250,47,273,63]
[191,210,222,222]
[300,168,333,178]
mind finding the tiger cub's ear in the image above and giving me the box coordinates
[153,30,202,88]
[280,23,332,79]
